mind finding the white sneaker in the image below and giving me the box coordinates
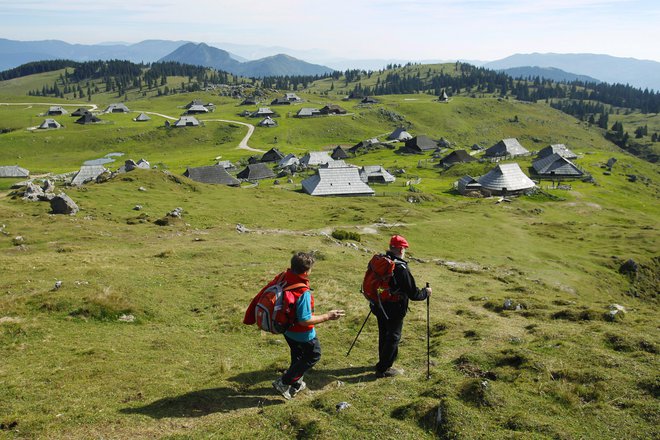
[272,378,291,400]
[291,379,307,397]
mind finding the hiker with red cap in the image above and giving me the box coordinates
[363,235,431,378]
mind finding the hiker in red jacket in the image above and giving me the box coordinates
[372,235,431,378]
[269,252,345,399]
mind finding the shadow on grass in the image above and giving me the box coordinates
[119,386,283,419]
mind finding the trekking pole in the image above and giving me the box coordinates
[426,282,431,380]
[346,310,371,357]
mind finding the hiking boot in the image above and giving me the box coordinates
[272,378,291,400]
[291,379,307,397]
[375,367,404,378]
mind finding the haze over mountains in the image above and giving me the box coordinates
[1,38,659,90]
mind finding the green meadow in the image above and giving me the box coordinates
[0,70,658,439]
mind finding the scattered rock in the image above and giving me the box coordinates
[50,193,79,215]
[22,182,44,201]
[503,299,515,310]
[42,180,55,193]
[54,280,62,290]
[236,224,249,233]
[167,207,183,218]
[12,236,24,246]
[336,402,351,412]
[133,205,142,211]
[124,159,138,172]
[138,186,147,192]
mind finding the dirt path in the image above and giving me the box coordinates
[202,119,262,153]
[0,102,97,111]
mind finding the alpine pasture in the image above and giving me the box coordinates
[0,65,658,439]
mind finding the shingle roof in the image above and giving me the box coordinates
[537,144,577,160]
[297,108,320,117]
[38,118,61,129]
[236,163,276,180]
[405,135,437,152]
[478,163,535,193]
[360,165,395,183]
[105,103,130,113]
[456,175,482,194]
[261,148,285,162]
[258,116,277,127]
[278,153,299,168]
[71,108,90,116]
[134,113,151,121]
[331,146,349,160]
[71,165,107,186]
[388,127,412,141]
[75,113,101,124]
[0,165,30,178]
[47,106,67,115]
[173,116,200,127]
[302,166,375,196]
[532,153,584,177]
[484,138,529,157]
[301,151,333,167]
[184,165,240,186]
[439,150,476,166]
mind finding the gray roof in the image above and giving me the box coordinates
[186,105,209,114]
[72,108,90,116]
[439,150,476,166]
[478,163,535,193]
[278,153,299,168]
[484,138,529,157]
[258,116,277,127]
[302,166,375,196]
[38,118,61,129]
[301,151,333,167]
[360,165,395,183]
[47,106,67,115]
[236,163,276,180]
[75,113,101,124]
[71,165,107,186]
[261,148,285,162]
[254,107,274,116]
[216,160,236,170]
[456,175,482,194]
[173,116,200,127]
[537,144,577,160]
[0,165,30,178]
[331,146,349,160]
[286,93,301,101]
[532,153,584,177]
[105,103,130,113]
[134,113,151,121]
[405,135,437,152]
[388,127,412,141]
[184,165,240,186]
[297,108,320,117]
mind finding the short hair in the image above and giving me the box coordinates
[291,252,315,274]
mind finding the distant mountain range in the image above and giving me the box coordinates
[499,66,601,84]
[159,43,334,77]
[1,38,659,90]
[485,53,660,91]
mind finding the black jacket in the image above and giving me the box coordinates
[387,251,428,307]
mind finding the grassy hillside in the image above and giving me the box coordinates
[0,71,658,439]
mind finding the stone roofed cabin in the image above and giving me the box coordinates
[296,108,321,118]
[388,127,413,141]
[484,138,529,158]
[75,113,102,124]
[456,176,482,195]
[302,164,375,197]
[252,107,275,117]
[285,93,302,102]
[537,144,578,160]
[104,103,130,113]
[532,153,584,178]
[300,151,333,168]
[236,163,276,181]
[278,153,299,169]
[183,165,240,186]
[47,106,68,116]
[438,90,450,102]
[240,97,257,106]
[173,116,200,127]
[360,165,395,184]
[38,119,61,129]
[134,113,151,122]
[0,165,30,178]
[71,108,90,117]
[261,148,285,163]
[271,97,291,106]
[404,135,438,153]
[186,105,209,114]
[258,116,277,127]
[478,163,535,195]
[331,146,349,160]
[438,150,477,167]
[320,104,346,115]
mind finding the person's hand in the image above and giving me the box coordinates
[327,310,345,320]
[423,287,432,297]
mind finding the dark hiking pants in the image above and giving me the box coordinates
[373,301,406,373]
[282,335,321,387]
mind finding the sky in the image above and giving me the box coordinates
[1,0,659,62]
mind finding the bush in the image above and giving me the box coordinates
[331,229,361,242]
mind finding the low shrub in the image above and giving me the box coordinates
[331,229,361,242]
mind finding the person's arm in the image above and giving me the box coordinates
[393,263,430,301]
[298,309,345,326]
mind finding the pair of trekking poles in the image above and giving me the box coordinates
[347,283,431,380]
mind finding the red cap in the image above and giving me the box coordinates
[389,235,409,248]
